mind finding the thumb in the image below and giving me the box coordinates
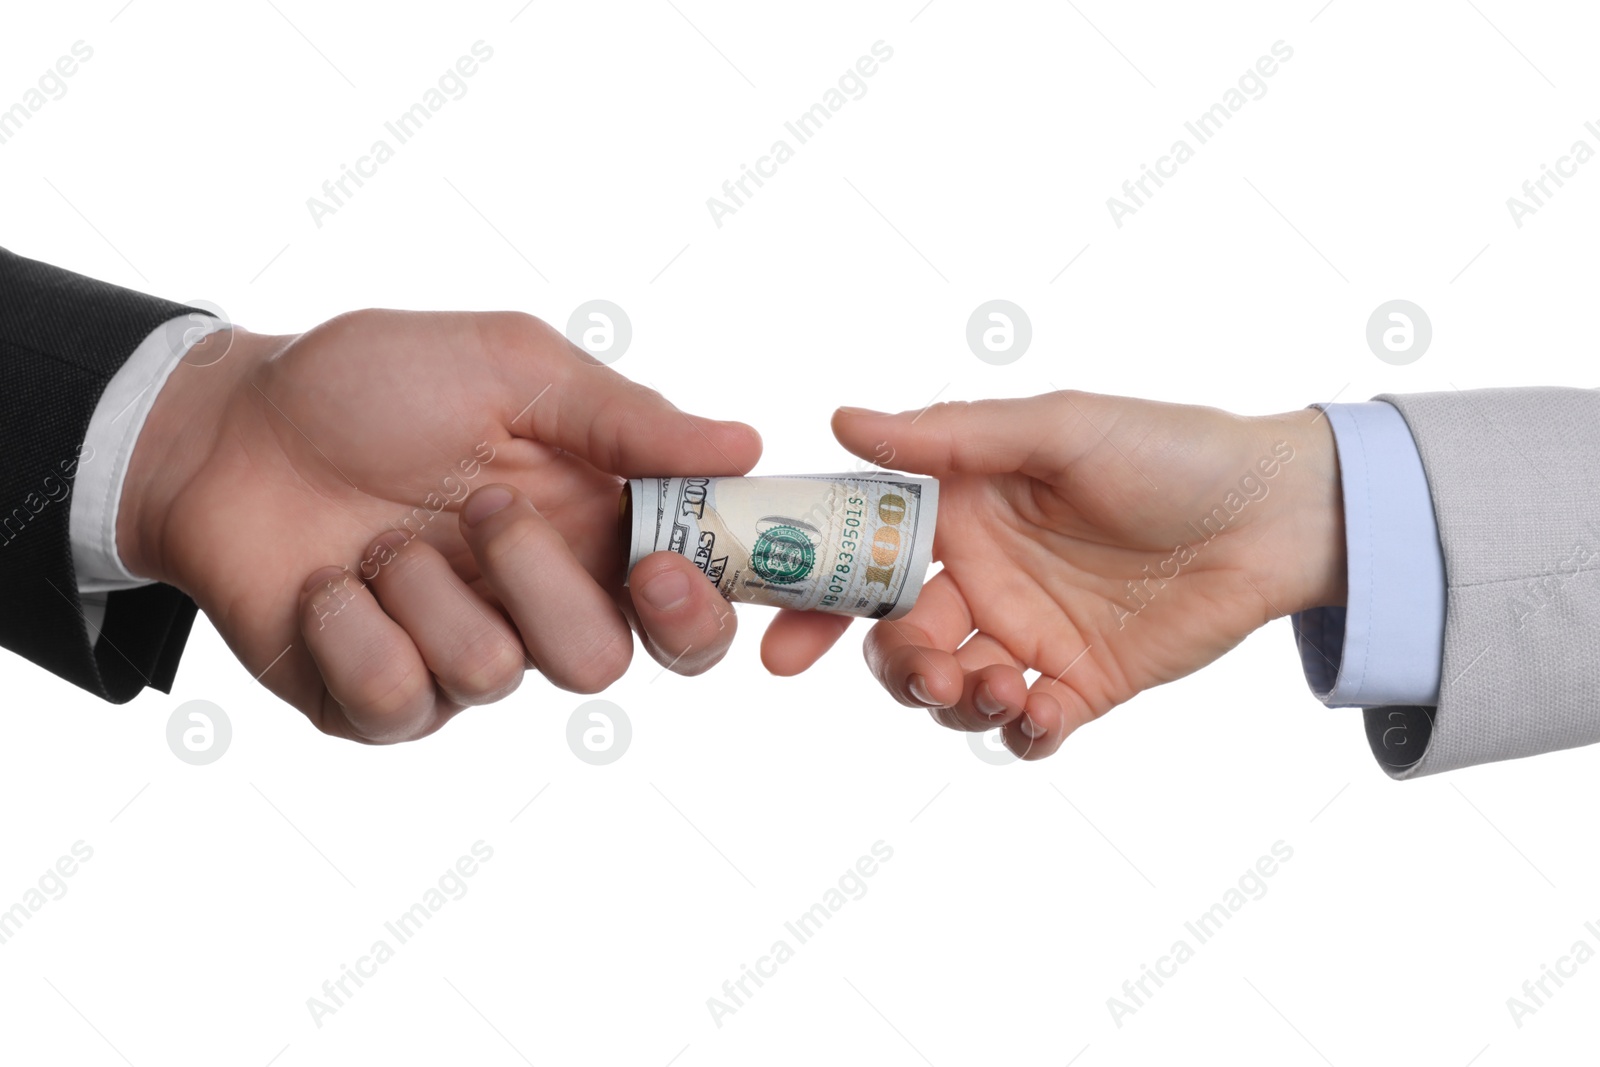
[832,392,1104,479]
[523,357,761,477]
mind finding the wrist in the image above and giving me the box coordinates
[116,327,278,587]
[1249,410,1347,616]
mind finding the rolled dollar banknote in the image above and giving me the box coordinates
[622,474,938,620]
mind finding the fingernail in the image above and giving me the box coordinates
[1020,715,1047,739]
[908,674,938,706]
[464,486,514,527]
[975,683,1006,718]
[302,566,348,593]
[836,406,887,417]
[639,569,692,612]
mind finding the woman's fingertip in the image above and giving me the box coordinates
[975,682,1007,718]
[907,674,940,707]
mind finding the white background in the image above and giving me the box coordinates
[2,1,1598,1064]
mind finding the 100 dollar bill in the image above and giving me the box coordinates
[623,474,938,620]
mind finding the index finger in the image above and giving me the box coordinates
[760,610,854,676]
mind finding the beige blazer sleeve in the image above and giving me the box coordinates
[1367,387,1600,778]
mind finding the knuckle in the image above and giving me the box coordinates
[1045,388,1090,423]
[932,399,979,423]
[501,311,568,362]
[491,309,553,342]
[476,312,563,377]
[321,307,379,334]
[510,309,552,333]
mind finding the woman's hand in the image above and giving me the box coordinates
[760,391,1345,759]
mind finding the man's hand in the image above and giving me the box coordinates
[118,310,760,742]
[760,391,1346,759]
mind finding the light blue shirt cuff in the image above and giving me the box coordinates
[1291,401,1445,707]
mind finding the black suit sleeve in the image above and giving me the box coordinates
[0,245,204,702]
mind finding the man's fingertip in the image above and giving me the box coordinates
[759,646,807,678]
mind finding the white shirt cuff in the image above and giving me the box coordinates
[71,315,228,636]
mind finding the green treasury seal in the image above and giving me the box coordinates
[750,525,815,584]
